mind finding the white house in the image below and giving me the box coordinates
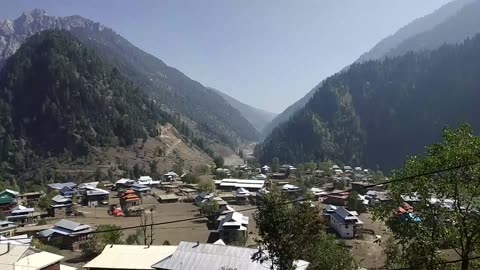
[138,176,160,186]
[163,172,179,182]
[218,211,249,243]
[234,188,250,205]
[282,184,301,193]
[215,179,265,192]
[327,206,363,239]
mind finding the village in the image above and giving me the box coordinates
[0,160,409,270]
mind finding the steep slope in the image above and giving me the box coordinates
[356,0,475,62]
[263,0,475,138]
[208,87,277,132]
[0,30,213,188]
[256,34,480,170]
[0,10,259,147]
[385,0,480,58]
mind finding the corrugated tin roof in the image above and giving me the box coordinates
[0,244,32,270]
[14,251,63,270]
[55,219,91,232]
[152,242,308,270]
[84,245,176,270]
[151,242,269,270]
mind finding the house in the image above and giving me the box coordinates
[82,187,110,207]
[0,221,17,237]
[279,164,296,174]
[0,189,18,214]
[354,167,363,172]
[310,188,327,199]
[151,241,309,270]
[77,182,100,190]
[16,192,43,207]
[194,192,215,206]
[131,184,151,194]
[343,166,353,171]
[158,194,179,203]
[7,205,37,226]
[138,176,161,186]
[327,206,363,239]
[217,211,249,243]
[334,169,344,176]
[120,190,141,210]
[351,181,371,195]
[261,165,270,174]
[253,173,267,180]
[38,219,93,251]
[282,184,301,193]
[324,192,349,206]
[14,251,75,270]
[100,181,114,190]
[322,204,337,226]
[234,187,250,205]
[163,172,179,182]
[0,234,32,246]
[332,164,340,170]
[47,182,77,193]
[0,243,35,270]
[215,179,265,192]
[49,195,73,218]
[59,186,77,198]
[84,244,177,270]
[115,178,135,189]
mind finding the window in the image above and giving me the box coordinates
[345,225,349,229]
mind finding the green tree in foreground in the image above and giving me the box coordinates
[198,180,215,194]
[213,156,224,168]
[346,191,366,214]
[38,191,59,211]
[253,191,356,270]
[272,157,280,172]
[81,224,124,259]
[374,124,480,270]
[199,200,220,222]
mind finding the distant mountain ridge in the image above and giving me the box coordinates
[0,9,259,147]
[208,87,277,132]
[262,0,476,138]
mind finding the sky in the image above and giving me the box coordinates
[0,0,451,113]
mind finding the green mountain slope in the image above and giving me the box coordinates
[256,34,480,169]
[0,30,172,179]
[263,0,475,139]
[208,87,277,132]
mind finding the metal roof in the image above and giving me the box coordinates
[151,242,271,270]
[14,251,63,270]
[55,219,92,232]
[0,244,32,270]
[47,182,77,190]
[152,242,308,270]
[84,245,177,270]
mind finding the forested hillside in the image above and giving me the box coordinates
[0,30,215,189]
[0,10,259,148]
[263,0,476,139]
[256,34,480,169]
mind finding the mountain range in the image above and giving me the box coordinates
[0,9,259,149]
[258,0,480,169]
[208,87,277,133]
[262,0,477,139]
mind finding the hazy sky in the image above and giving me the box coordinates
[1,0,451,113]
